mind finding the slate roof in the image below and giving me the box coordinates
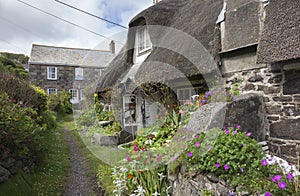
[257,0,300,63]
[29,44,115,68]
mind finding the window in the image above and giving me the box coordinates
[47,67,57,80]
[75,68,83,80]
[177,87,202,105]
[100,69,105,76]
[69,89,78,103]
[137,26,152,54]
[47,88,57,95]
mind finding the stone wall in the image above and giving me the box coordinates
[224,60,300,161]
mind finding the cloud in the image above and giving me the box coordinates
[0,0,153,55]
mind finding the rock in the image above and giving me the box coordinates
[99,135,118,146]
[0,165,10,183]
[0,158,16,168]
[8,160,23,175]
[270,119,300,140]
[186,102,227,133]
[98,121,112,127]
[224,93,266,142]
[118,129,135,144]
[206,172,219,183]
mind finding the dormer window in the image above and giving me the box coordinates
[137,26,152,54]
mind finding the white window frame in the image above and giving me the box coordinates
[137,26,152,55]
[47,88,57,95]
[69,89,78,104]
[75,68,84,80]
[100,68,105,76]
[47,67,57,80]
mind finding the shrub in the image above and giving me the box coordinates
[49,91,73,116]
[0,93,46,163]
[183,126,299,195]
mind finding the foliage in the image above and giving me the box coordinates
[112,162,169,196]
[49,90,73,116]
[0,53,29,79]
[198,88,234,106]
[183,126,300,195]
[0,93,46,162]
[76,109,97,127]
[0,118,71,195]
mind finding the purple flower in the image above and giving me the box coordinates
[243,143,246,147]
[215,162,221,168]
[261,159,268,166]
[194,134,199,139]
[278,181,286,189]
[156,154,162,162]
[264,192,272,196]
[224,164,229,170]
[240,168,245,173]
[195,142,200,147]
[236,125,241,129]
[232,131,237,135]
[225,129,229,134]
[287,172,293,180]
[126,154,131,162]
[246,132,252,137]
[272,175,282,182]
[207,147,211,151]
[188,152,193,157]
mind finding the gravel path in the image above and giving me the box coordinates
[64,129,104,196]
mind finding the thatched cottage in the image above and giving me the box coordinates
[29,42,115,107]
[96,0,300,159]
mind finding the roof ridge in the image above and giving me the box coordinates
[31,44,112,53]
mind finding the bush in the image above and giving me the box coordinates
[49,91,73,116]
[0,93,46,163]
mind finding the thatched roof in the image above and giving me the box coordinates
[96,0,223,92]
[29,44,114,68]
[257,0,300,63]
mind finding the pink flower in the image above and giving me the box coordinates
[261,159,268,166]
[264,192,272,196]
[156,154,162,162]
[215,162,221,168]
[246,132,252,137]
[195,142,200,147]
[272,175,282,182]
[243,143,246,146]
[185,99,191,105]
[207,147,211,151]
[194,134,199,139]
[236,125,241,129]
[224,164,229,170]
[225,129,229,134]
[278,181,286,189]
[126,154,131,162]
[188,152,193,157]
[232,131,237,135]
[179,109,184,114]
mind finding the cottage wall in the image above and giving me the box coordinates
[224,60,300,161]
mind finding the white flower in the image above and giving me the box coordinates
[152,191,160,196]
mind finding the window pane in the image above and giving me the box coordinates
[75,68,83,80]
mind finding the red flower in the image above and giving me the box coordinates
[128,173,133,179]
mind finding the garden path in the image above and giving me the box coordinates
[64,129,104,196]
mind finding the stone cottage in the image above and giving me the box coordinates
[29,42,115,107]
[96,0,300,160]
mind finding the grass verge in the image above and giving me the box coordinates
[0,120,71,195]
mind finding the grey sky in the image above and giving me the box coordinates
[0,0,153,55]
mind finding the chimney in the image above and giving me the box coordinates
[109,40,115,54]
